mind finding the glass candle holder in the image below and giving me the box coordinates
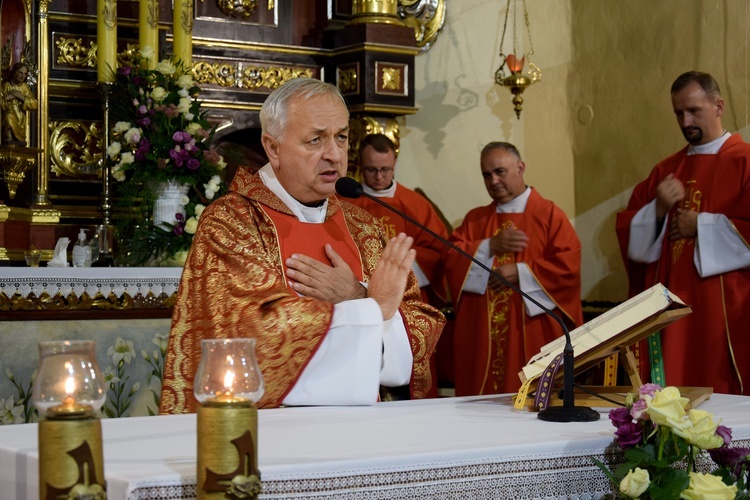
[195,338,264,500]
[32,340,107,497]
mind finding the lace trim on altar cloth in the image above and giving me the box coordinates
[0,269,181,306]
[127,438,750,500]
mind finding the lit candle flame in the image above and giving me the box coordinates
[223,370,234,397]
[63,362,76,406]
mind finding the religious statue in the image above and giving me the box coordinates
[1,62,38,146]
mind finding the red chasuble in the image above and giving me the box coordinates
[444,189,583,396]
[160,167,445,412]
[346,182,448,300]
[616,134,750,395]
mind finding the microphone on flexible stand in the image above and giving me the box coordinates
[335,176,599,422]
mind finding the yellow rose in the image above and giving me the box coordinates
[184,217,199,235]
[619,467,650,498]
[645,386,689,426]
[672,409,723,449]
[680,471,737,499]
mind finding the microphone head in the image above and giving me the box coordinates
[335,176,364,199]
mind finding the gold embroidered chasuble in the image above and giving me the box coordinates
[160,166,445,413]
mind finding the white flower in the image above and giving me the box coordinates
[107,337,136,364]
[156,59,176,75]
[114,121,131,133]
[129,382,142,395]
[205,187,216,200]
[209,174,221,186]
[152,332,169,353]
[178,74,194,89]
[185,112,194,121]
[216,157,227,170]
[140,46,155,60]
[103,366,120,384]
[106,141,122,157]
[180,195,190,205]
[120,152,135,165]
[185,216,199,234]
[124,127,142,145]
[195,203,205,218]
[186,122,202,135]
[112,164,127,182]
[177,97,191,114]
[0,396,24,424]
[151,86,168,102]
[178,88,190,98]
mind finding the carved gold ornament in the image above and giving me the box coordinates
[398,0,446,50]
[49,121,103,177]
[193,61,314,90]
[216,0,258,19]
[56,37,97,68]
[0,145,42,199]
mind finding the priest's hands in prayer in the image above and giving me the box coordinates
[285,244,367,302]
[489,228,529,255]
[367,233,416,321]
[488,263,519,292]
[669,207,698,240]
[656,173,686,220]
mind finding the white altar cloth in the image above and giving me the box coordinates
[2,394,749,499]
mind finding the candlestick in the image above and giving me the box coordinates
[32,340,107,498]
[172,0,193,68]
[96,0,118,82]
[194,338,264,499]
[139,0,159,69]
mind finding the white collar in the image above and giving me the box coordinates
[495,186,531,213]
[687,131,731,155]
[362,181,397,198]
[258,163,327,223]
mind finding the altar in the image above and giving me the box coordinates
[2,393,750,499]
[0,268,182,423]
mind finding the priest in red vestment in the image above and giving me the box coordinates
[616,71,750,395]
[346,133,451,397]
[160,78,445,413]
[444,142,583,396]
[347,133,449,303]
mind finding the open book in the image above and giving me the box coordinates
[519,283,691,384]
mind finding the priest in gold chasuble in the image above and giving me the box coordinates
[160,78,445,413]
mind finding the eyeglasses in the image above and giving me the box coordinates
[362,167,394,175]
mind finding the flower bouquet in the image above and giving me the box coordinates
[594,384,750,499]
[106,48,226,266]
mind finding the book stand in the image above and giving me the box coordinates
[518,305,712,411]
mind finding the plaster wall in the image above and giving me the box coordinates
[398,0,750,303]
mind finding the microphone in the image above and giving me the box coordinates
[335,176,599,422]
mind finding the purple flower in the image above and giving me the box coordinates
[173,131,185,142]
[169,148,184,167]
[716,425,733,447]
[137,117,151,127]
[630,398,649,421]
[614,422,643,449]
[138,105,148,115]
[175,213,184,222]
[186,158,200,170]
[118,66,132,76]
[135,138,151,161]
[173,224,184,236]
[609,407,633,428]
[638,383,662,397]
[709,446,750,477]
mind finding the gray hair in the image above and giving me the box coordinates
[260,77,348,141]
[480,141,522,163]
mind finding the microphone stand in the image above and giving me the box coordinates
[337,178,599,422]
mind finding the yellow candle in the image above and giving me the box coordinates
[139,0,159,69]
[97,0,118,82]
[172,0,193,68]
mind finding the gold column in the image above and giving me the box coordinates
[97,0,118,82]
[172,0,193,67]
[139,0,159,69]
[351,0,401,25]
[34,0,52,206]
